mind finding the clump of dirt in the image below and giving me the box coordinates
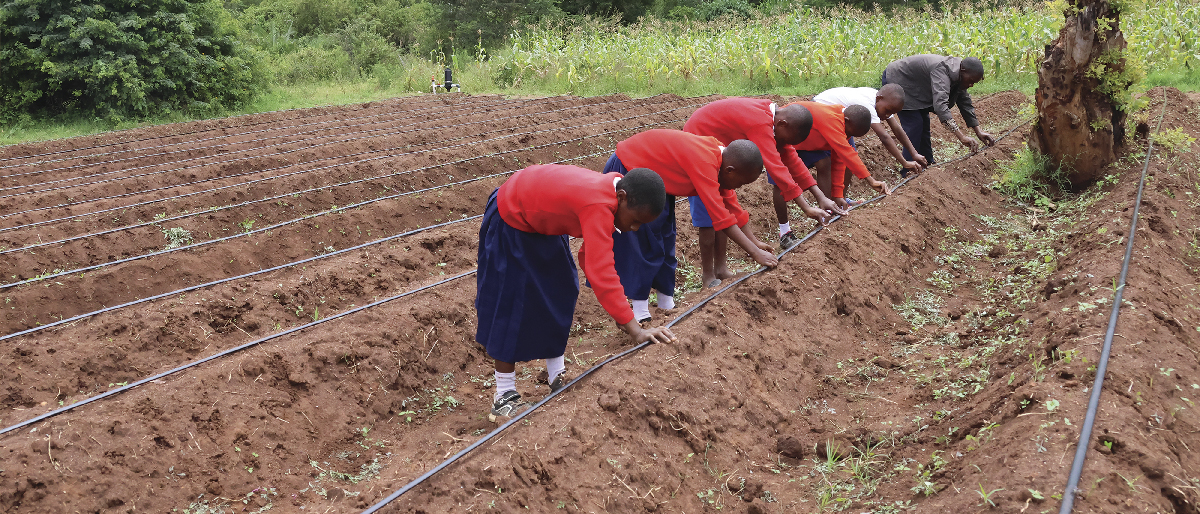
[0,89,1197,514]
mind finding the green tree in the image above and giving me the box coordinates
[427,0,558,58]
[1,0,265,123]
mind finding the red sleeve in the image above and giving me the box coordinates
[577,206,635,325]
[749,124,803,202]
[722,189,750,227]
[829,138,870,198]
[779,144,816,192]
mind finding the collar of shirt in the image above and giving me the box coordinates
[612,176,623,234]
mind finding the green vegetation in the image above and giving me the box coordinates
[3,0,1199,144]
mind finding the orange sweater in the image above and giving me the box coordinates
[788,101,870,198]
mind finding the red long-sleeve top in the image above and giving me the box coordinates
[615,129,749,231]
[788,101,871,198]
[682,98,817,201]
[497,164,634,325]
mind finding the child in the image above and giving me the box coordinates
[789,102,891,211]
[882,54,995,163]
[476,164,677,421]
[682,98,843,250]
[611,129,777,295]
[813,84,927,178]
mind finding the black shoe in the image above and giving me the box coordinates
[548,374,568,394]
[488,390,529,422]
[780,230,800,249]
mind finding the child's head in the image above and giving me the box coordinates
[717,139,764,189]
[875,84,906,120]
[960,57,985,89]
[843,105,872,138]
[773,104,813,146]
[615,168,666,232]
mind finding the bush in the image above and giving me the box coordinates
[1,0,266,123]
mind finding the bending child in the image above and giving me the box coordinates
[612,129,777,299]
[683,98,843,250]
[476,164,676,422]
[788,102,891,211]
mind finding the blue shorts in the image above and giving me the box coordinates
[795,137,856,168]
[687,196,714,228]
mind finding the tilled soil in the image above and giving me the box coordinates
[1,89,1197,514]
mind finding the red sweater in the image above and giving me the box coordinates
[788,101,870,198]
[615,129,749,231]
[497,164,634,325]
[682,97,816,200]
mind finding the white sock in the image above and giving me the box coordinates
[545,355,566,384]
[779,222,791,237]
[494,371,516,403]
[657,293,675,310]
[632,299,651,321]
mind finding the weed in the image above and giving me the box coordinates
[162,227,194,250]
[1152,127,1196,154]
[238,218,255,232]
[976,483,1005,507]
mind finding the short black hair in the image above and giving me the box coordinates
[778,103,813,142]
[961,57,984,78]
[723,139,764,176]
[844,105,871,135]
[617,167,666,215]
[879,83,905,108]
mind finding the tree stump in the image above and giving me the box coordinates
[1029,0,1133,188]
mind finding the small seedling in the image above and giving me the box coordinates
[977,483,1004,507]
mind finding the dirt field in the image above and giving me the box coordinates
[0,88,1197,513]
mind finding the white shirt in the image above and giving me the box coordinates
[813,87,887,125]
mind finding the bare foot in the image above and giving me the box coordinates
[715,267,735,280]
[700,274,721,288]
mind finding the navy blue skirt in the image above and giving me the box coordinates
[602,154,677,300]
[475,190,579,363]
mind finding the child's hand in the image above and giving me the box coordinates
[868,177,891,195]
[754,240,774,253]
[801,203,830,226]
[903,160,923,174]
[816,196,846,216]
[622,321,677,344]
[753,250,779,268]
[913,154,930,167]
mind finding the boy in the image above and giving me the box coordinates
[882,54,995,163]
[789,102,891,210]
[476,164,676,422]
[814,83,927,178]
[683,98,843,251]
[611,129,777,301]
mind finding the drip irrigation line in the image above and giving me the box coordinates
[1059,93,1166,514]
[361,115,1035,513]
[0,99,686,254]
[0,269,478,436]
[0,92,481,163]
[0,96,706,226]
[0,95,523,180]
[0,108,698,289]
[0,144,628,341]
[0,95,664,202]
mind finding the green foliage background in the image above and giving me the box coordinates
[2,0,1199,141]
[1,0,266,124]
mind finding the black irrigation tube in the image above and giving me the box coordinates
[0,97,682,253]
[0,93,476,163]
[1058,94,1166,513]
[0,96,700,226]
[0,145,637,431]
[0,104,703,289]
[0,268,479,436]
[0,95,659,202]
[361,115,1035,513]
[0,95,523,181]
[0,132,676,340]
